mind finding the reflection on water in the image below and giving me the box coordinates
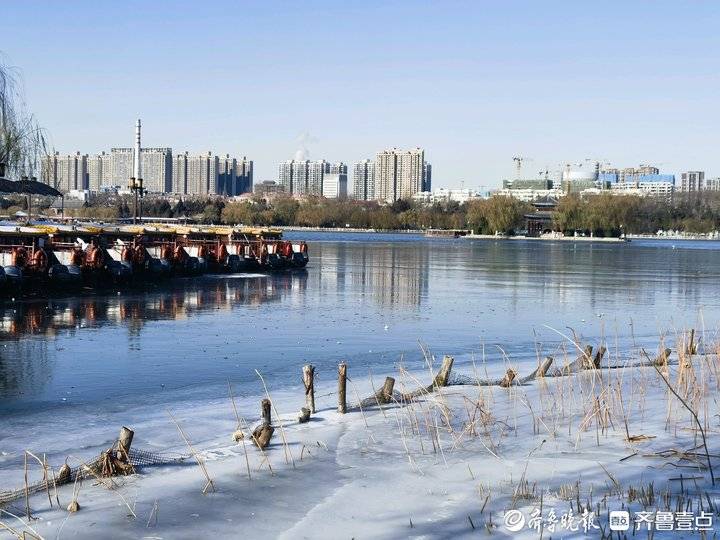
[0,273,307,339]
[2,235,720,412]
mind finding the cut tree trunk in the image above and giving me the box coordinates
[499,369,517,388]
[252,425,274,449]
[261,398,272,426]
[302,364,316,414]
[338,362,347,414]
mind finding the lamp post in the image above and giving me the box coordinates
[129,176,145,224]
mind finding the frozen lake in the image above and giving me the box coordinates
[1,232,719,431]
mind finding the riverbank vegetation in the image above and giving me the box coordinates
[15,191,720,236]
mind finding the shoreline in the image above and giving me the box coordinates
[463,234,628,242]
[282,227,720,243]
[3,334,719,538]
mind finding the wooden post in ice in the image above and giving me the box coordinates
[432,355,454,388]
[261,398,272,426]
[380,376,395,402]
[687,329,697,356]
[338,362,347,414]
[118,426,134,460]
[592,345,607,369]
[302,364,316,414]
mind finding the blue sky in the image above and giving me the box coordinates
[3,1,719,188]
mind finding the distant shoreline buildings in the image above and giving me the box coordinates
[41,147,253,197]
[499,161,718,202]
[276,147,431,202]
[37,121,720,205]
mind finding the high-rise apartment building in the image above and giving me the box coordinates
[187,152,219,195]
[41,152,88,192]
[86,152,106,191]
[236,156,253,195]
[423,162,432,192]
[172,152,188,194]
[278,161,294,194]
[140,148,172,193]
[680,171,705,192]
[375,148,428,202]
[218,154,237,196]
[216,155,254,196]
[278,159,344,196]
[352,159,375,200]
[110,148,134,187]
[107,147,171,191]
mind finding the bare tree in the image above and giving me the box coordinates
[0,54,48,180]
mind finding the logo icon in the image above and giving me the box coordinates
[609,511,630,531]
[504,509,526,532]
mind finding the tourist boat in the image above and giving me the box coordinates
[0,221,309,295]
[0,224,52,289]
[229,227,309,270]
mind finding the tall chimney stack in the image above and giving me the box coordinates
[134,118,142,180]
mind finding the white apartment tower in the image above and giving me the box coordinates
[375,148,427,202]
[352,159,375,200]
[173,152,189,194]
[110,148,134,186]
[278,159,344,196]
[187,152,219,195]
[86,152,105,191]
[41,152,88,192]
[140,148,173,193]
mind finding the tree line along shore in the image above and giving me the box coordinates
[6,191,720,237]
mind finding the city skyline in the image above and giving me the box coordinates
[4,1,719,190]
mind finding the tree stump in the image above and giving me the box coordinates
[579,345,595,369]
[653,348,672,366]
[338,362,347,414]
[117,426,134,461]
[379,376,395,403]
[499,369,517,388]
[432,356,454,388]
[261,398,272,427]
[303,364,316,414]
[592,346,607,369]
[252,424,274,449]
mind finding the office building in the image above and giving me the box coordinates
[322,172,348,199]
[352,159,375,200]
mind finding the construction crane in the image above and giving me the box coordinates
[512,156,533,179]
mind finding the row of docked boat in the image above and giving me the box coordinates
[0,222,308,292]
